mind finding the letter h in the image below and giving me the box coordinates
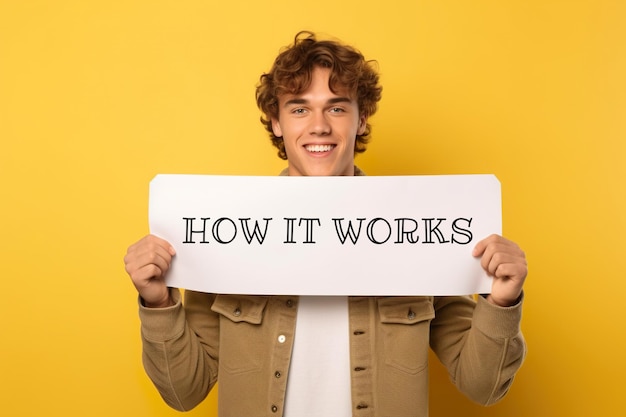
[182,217,211,243]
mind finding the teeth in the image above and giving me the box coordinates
[305,144,334,153]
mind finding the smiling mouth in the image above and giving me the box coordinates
[305,144,335,153]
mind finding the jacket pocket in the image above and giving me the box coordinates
[211,295,269,375]
[211,294,269,324]
[378,297,435,375]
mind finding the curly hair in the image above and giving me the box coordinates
[256,31,382,160]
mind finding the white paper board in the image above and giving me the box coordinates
[149,174,501,295]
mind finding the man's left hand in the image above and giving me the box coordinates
[473,234,528,307]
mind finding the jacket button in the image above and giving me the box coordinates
[407,310,416,320]
[233,308,241,317]
[275,371,281,378]
[271,405,278,413]
[277,335,286,343]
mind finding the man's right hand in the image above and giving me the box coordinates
[124,234,176,308]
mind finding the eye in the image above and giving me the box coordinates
[291,108,307,115]
[329,107,345,113]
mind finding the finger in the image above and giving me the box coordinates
[125,236,175,270]
[126,247,173,278]
[472,234,501,257]
[484,248,528,282]
[130,262,167,284]
[493,261,527,281]
[127,235,176,257]
[484,250,511,275]
[477,239,523,271]
[479,243,502,274]
[124,240,175,281]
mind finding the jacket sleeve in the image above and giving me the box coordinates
[429,294,526,405]
[139,289,220,411]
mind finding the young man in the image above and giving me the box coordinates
[124,32,527,417]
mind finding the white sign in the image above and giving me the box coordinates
[149,174,501,296]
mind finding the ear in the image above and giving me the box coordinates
[357,115,368,135]
[271,118,283,138]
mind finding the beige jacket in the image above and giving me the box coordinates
[139,289,525,417]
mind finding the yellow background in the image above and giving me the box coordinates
[1,1,624,416]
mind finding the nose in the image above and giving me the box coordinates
[309,111,331,136]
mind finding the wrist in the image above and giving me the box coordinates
[142,289,174,308]
[144,299,174,308]
[485,293,522,307]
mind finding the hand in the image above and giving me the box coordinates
[473,234,527,307]
[124,234,176,308]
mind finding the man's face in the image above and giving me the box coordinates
[271,66,367,176]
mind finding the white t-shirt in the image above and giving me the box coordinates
[283,296,352,417]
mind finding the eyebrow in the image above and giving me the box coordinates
[282,96,353,107]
